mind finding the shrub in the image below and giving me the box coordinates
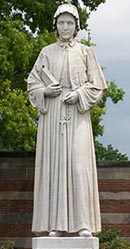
[98,228,130,249]
[0,240,14,249]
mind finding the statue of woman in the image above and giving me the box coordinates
[27,4,107,237]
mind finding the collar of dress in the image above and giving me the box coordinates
[57,38,77,48]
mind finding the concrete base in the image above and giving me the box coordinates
[32,237,99,249]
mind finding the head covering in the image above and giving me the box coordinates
[53,4,80,35]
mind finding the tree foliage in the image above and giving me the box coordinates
[91,80,125,138]
[0,20,33,90]
[95,141,128,161]
[0,80,37,151]
[0,0,106,33]
[0,0,127,160]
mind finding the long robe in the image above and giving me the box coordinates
[27,39,107,235]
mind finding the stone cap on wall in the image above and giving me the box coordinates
[0,152,130,167]
[0,151,35,158]
[97,161,130,168]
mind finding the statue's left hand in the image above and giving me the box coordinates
[64,91,79,104]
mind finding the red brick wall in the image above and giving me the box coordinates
[0,153,130,248]
[98,161,130,239]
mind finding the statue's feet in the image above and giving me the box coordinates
[79,229,92,237]
[49,230,63,237]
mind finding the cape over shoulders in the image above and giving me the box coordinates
[40,40,93,57]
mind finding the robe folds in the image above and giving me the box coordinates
[27,40,107,235]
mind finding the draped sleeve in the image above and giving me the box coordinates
[27,49,49,114]
[76,46,107,113]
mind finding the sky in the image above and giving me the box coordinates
[80,0,130,159]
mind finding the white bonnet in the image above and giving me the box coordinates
[53,4,80,31]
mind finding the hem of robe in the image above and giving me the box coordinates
[32,226,101,235]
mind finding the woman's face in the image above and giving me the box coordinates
[56,12,76,41]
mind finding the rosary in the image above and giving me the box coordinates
[59,104,72,135]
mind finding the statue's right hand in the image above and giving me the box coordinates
[44,83,62,98]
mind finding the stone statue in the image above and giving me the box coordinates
[27,4,107,238]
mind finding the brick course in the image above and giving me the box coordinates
[100,199,130,213]
[0,200,33,213]
[1,199,130,214]
[99,179,130,191]
[0,180,34,191]
[0,224,32,237]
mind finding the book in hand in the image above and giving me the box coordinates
[41,65,59,86]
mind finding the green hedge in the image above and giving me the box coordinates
[99,228,130,249]
[0,240,14,249]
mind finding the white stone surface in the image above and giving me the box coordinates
[27,4,107,235]
[32,237,99,249]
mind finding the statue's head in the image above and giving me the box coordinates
[53,4,80,40]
